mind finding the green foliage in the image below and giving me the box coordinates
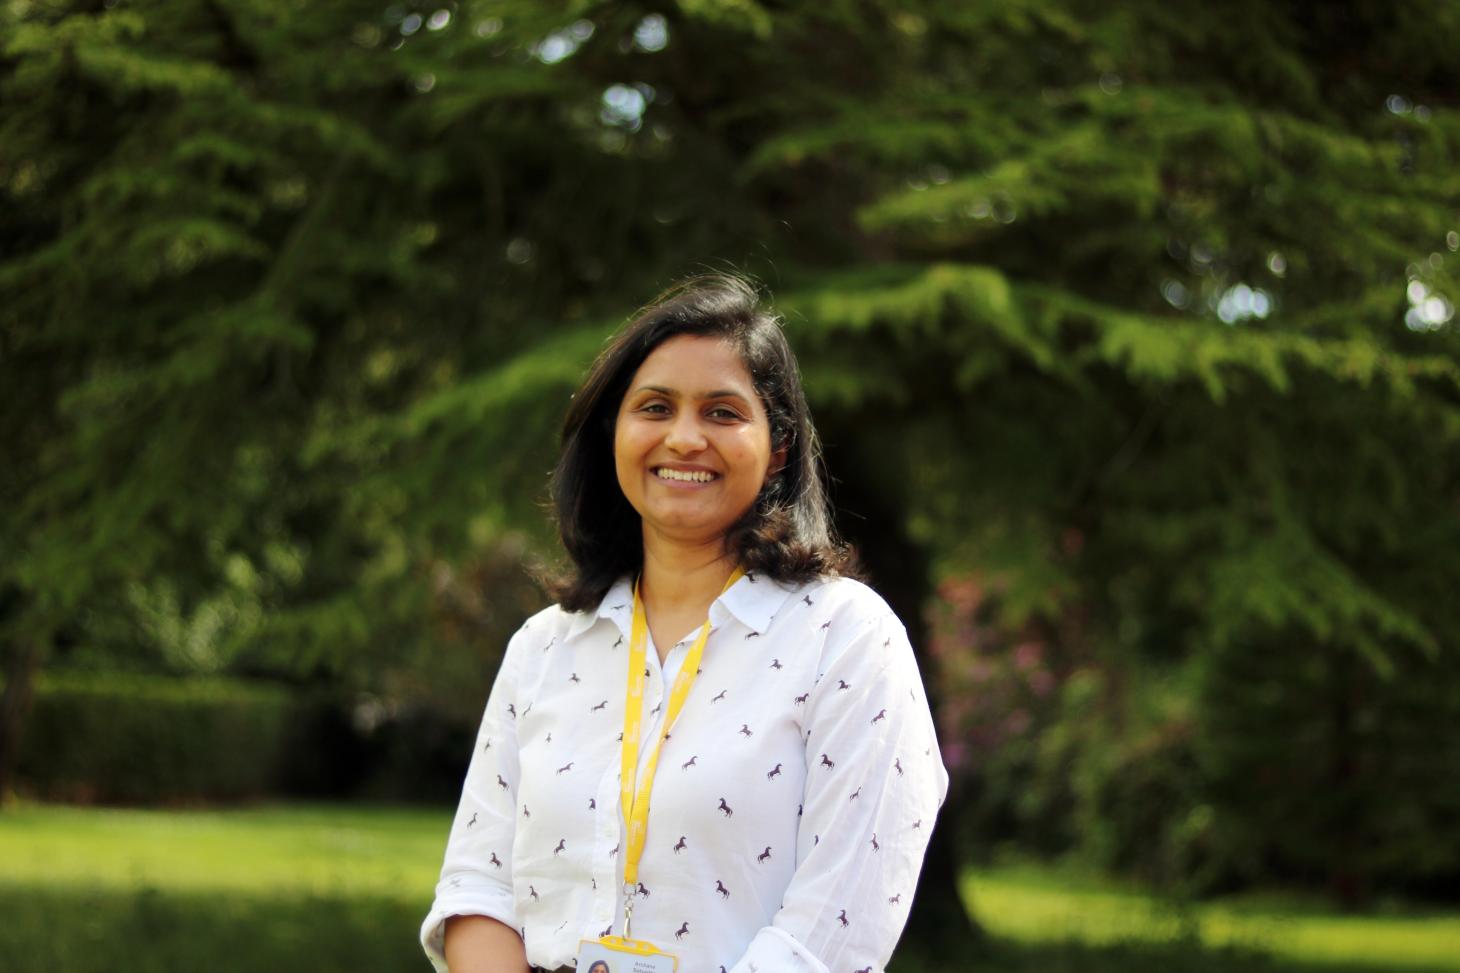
[934,563,1460,901]
[4,0,1460,924]
[932,576,1211,889]
[17,673,292,803]
[1196,630,1460,902]
[10,671,492,805]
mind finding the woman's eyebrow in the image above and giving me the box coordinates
[632,384,752,402]
[703,388,752,402]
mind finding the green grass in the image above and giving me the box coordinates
[963,861,1460,972]
[0,802,444,973]
[0,801,446,896]
[3,802,1458,973]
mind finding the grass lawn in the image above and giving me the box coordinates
[0,801,446,896]
[3,802,1458,973]
[0,802,444,973]
[965,862,1460,972]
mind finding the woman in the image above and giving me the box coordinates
[422,276,947,973]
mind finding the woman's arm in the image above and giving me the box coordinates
[730,607,948,972]
[422,620,533,971]
[444,915,530,973]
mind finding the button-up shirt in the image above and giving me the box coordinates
[421,572,948,973]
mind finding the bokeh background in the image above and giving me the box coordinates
[4,1,1460,971]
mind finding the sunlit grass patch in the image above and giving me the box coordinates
[0,802,446,973]
[963,862,1460,971]
[0,801,447,898]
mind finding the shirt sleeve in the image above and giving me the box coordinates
[730,609,949,973]
[420,623,531,972]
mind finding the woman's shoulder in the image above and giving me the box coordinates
[799,574,900,626]
[508,576,633,650]
[774,575,917,686]
[505,602,582,651]
[769,574,907,656]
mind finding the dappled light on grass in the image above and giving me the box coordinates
[0,802,446,899]
[962,864,1460,971]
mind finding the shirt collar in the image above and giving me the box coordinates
[711,570,798,636]
[563,572,797,643]
[564,576,635,643]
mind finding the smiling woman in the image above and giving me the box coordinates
[613,335,783,577]
[422,275,948,973]
[549,275,853,614]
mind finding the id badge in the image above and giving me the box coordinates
[576,935,679,973]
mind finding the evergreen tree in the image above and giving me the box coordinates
[5,0,1460,955]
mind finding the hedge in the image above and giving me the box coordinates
[12,672,477,805]
[17,673,295,803]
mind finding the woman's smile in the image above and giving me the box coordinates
[653,464,719,485]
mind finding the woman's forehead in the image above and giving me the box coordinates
[629,334,755,395]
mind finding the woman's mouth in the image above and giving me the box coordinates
[654,467,718,484]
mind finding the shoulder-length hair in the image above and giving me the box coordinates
[547,274,856,611]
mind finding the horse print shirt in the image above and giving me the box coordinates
[422,572,948,973]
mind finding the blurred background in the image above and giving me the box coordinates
[3,1,1460,971]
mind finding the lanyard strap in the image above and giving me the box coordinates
[619,568,743,896]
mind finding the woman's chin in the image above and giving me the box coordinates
[641,512,739,547]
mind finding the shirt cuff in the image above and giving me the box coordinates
[420,886,519,973]
[730,926,831,973]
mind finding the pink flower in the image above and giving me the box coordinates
[1014,642,1042,671]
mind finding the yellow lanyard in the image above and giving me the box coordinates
[619,567,742,931]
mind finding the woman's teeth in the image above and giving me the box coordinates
[656,468,716,483]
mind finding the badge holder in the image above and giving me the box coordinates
[575,934,678,972]
[575,882,678,971]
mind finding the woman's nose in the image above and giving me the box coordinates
[664,413,707,453]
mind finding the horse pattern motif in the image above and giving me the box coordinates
[422,574,947,973]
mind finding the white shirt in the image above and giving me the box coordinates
[421,572,948,973]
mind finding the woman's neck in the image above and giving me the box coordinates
[637,533,737,655]
[639,534,736,610]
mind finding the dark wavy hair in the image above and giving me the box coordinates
[547,274,857,612]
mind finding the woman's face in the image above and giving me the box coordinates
[614,335,784,550]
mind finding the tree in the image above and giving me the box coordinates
[6,0,1460,958]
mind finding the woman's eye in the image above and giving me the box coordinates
[708,407,742,420]
[640,402,670,414]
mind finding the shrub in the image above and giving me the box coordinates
[17,673,294,803]
[14,672,482,805]
[930,573,1460,902]
[1195,629,1460,905]
[352,702,476,805]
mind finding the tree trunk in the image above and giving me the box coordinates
[0,635,43,803]
[826,437,983,965]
